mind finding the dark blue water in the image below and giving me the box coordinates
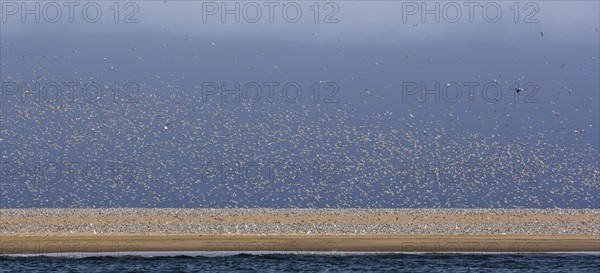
[1,253,599,273]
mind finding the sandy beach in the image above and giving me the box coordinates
[2,234,599,254]
[1,208,599,254]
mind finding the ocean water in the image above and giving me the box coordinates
[1,253,599,273]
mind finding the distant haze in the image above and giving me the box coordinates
[1,1,598,208]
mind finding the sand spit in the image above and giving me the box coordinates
[2,208,599,254]
[1,208,598,235]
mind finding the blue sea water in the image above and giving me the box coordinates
[1,253,599,273]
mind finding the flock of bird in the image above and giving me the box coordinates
[0,36,598,209]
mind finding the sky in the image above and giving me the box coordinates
[0,1,598,208]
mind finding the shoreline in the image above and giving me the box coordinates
[2,234,599,254]
[2,208,599,254]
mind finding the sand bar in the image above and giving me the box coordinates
[2,208,599,254]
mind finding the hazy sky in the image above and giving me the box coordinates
[2,1,598,44]
[1,1,598,208]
